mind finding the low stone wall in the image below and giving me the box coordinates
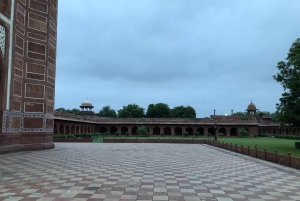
[54,139,93,143]
[103,138,205,144]
[206,139,300,169]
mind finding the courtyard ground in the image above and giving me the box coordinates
[0,143,300,201]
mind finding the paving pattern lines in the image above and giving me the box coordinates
[0,143,300,201]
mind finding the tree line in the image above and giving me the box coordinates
[55,103,196,118]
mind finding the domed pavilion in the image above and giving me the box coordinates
[78,99,95,115]
[246,101,258,115]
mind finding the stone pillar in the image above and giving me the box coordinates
[0,0,58,153]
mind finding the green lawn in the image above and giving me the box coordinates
[93,136,104,143]
[215,137,300,157]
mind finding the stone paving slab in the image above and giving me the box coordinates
[0,143,300,201]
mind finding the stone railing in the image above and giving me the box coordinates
[205,139,300,169]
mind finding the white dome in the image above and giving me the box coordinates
[81,99,93,106]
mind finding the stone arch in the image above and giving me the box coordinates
[132,126,137,135]
[121,126,128,134]
[88,127,91,133]
[84,126,87,133]
[230,127,238,136]
[153,127,160,135]
[71,125,75,134]
[54,124,57,134]
[100,126,107,133]
[164,127,171,135]
[110,127,117,135]
[219,127,226,136]
[80,126,83,133]
[59,124,64,134]
[175,127,182,135]
[186,127,193,135]
[208,127,214,135]
[197,127,204,135]
[76,126,79,133]
[65,125,70,134]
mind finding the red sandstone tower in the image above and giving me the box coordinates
[0,0,58,153]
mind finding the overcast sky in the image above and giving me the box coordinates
[55,0,300,117]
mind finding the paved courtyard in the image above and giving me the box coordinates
[0,143,300,201]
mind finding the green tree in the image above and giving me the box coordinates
[146,103,172,118]
[118,104,145,118]
[66,108,80,114]
[273,38,300,126]
[137,126,148,135]
[55,108,66,113]
[55,108,79,114]
[171,105,196,118]
[238,128,249,137]
[233,112,248,120]
[99,105,117,118]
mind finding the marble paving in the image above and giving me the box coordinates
[0,143,300,201]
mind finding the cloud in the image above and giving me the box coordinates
[55,0,300,117]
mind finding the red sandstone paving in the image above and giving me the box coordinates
[1,143,300,201]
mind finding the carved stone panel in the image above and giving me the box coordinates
[14,57,23,77]
[27,41,46,61]
[16,4,26,26]
[29,0,48,14]
[24,102,44,113]
[26,62,45,81]
[23,117,43,128]
[12,100,21,111]
[25,83,44,99]
[13,80,22,96]
[46,86,54,101]
[0,0,11,18]
[15,34,24,56]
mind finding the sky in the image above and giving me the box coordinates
[55,0,300,118]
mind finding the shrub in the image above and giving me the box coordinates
[183,131,189,137]
[137,126,149,136]
[207,133,211,137]
[219,133,224,137]
[258,133,268,137]
[115,131,120,137]
[54,134,67,139]
[160,133,164,136]
[75,133,82,138]
[238,128,249,138]
[254,135,258,138]
[67,134,76,139]
[125,132,130,137]
[295,142,300,149]
[194,132,200,137]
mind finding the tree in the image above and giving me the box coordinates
[66,108,80,114]
[238,128,249,137]
[146,103,172,118]
[118,104,145,118]
[55,108,66,113]
[55,108,79,114]
[171,105,196,118]
[273,38,300,126]
[137,126,148,135]
[99,105,117,118]
[232,112,248,120]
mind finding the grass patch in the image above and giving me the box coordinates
[93,136,104,143]
[215,137,300,157]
